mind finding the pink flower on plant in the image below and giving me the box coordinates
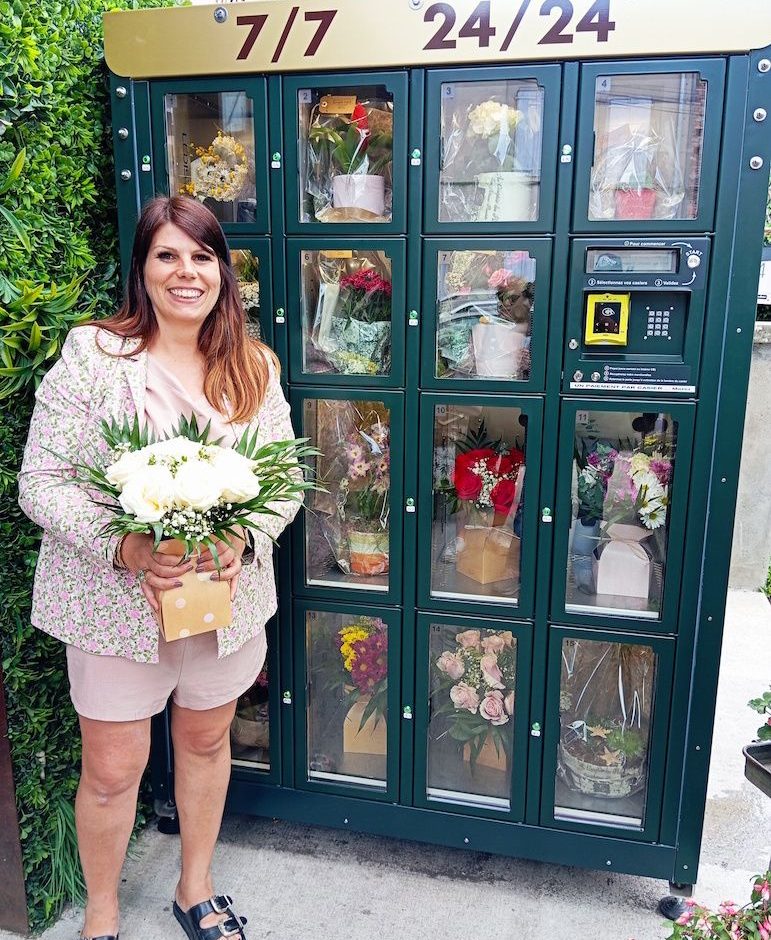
[479,690,509,725]
[455,629,481,649]
[480,653,505,690]
[450,682,480,713]
[759,919,771,940]
[759,881,771,902]
[436,650,465,680]
[718,901,739,916]
[675,912,692,926]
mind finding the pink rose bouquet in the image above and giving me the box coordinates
[431,628,517,769]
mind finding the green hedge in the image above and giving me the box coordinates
[0,0,173,930]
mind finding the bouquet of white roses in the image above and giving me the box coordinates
[63,414,316,562]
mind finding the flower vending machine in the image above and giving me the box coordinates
[105,0,771,900]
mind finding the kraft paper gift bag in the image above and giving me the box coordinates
[156,539,232,641]
[593,523,652,599]
[456,526,521,585]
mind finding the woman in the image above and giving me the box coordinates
[18,196,299,940]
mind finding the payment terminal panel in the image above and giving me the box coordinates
[563,237,709,396]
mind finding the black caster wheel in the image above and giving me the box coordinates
[658,895,688,921]
[157,814,180,835]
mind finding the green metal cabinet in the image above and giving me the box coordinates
[111,39,771,895]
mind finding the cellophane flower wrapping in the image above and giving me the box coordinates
[437,249,535,380]
[302,94,394,222]
[303,250,393,376]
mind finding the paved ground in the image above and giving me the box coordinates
[3,590,770,940]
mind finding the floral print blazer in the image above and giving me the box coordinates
[18,326,300,663]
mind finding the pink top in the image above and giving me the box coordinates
[144,353,237,445]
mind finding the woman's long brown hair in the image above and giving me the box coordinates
[90,195,277,423]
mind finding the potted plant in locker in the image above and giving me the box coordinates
[307,99,393,220]
[558,640,654,800]
[338,416,390,577]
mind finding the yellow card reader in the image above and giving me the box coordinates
[584,292,630,345]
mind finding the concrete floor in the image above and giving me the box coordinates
[4,590,770,940]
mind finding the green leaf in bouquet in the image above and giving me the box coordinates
[455,419,501,454]
[100,414,156,452]
[170,413,223,446]
[359,690,384,732]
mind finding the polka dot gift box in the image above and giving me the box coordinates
[156,539,232,641]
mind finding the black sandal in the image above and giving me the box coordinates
[173,895,247,939]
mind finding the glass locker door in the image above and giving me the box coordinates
[572,59,725,233]
[413,613,532,820]
[230,614,282,784]
[150,77,271,234]
[420,239,552,393]
[423,65,561,234]
[227,238,274,348]
[293,600,401,801]
[551,399,695,633]
[416,393,543,619]
[283,71,409,235]
[286,238,407,388]
[291,388,404,607]
[541,626,674,841]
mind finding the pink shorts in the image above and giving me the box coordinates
[66,630,267,722]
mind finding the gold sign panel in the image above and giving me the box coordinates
[104,0,771,78]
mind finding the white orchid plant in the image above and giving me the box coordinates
[55,415,317,564]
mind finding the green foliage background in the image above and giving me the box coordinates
[0,0,173,930]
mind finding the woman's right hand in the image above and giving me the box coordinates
[120,533,194,614]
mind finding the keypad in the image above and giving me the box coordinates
[644,306,673,339]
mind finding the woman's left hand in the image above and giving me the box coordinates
[195,532,246,601]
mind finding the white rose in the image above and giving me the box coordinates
[213,448,261,503]
[105,449,150,489]
[173,460,223,511]
[118,465,175,522]
[146,436,203,461]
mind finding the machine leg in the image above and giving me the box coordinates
[155,798,180,835]
[658,882,694,921]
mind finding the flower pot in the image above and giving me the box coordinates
[349,529,389,576]
[613,187,657,220]
[559,740,645,798]
[570,519,601,594]
[463,735,510,774]
[471,322,527,378]
[344,694,387,757]
[230,702,270,749]
[456,525,520,585]
[332,174,386,216]
[476,171,532,222]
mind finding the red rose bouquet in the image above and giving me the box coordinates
[453,446,524,521]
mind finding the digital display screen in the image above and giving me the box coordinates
[586,249,679,274]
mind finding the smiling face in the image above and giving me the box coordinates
[143,222,222,333]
